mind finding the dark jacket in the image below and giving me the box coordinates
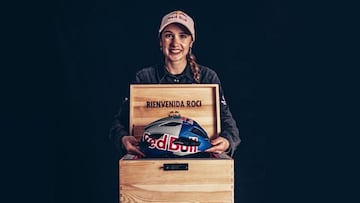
[109,63,240,157]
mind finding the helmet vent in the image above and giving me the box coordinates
[190,128,207,138]
[161,122,182,127]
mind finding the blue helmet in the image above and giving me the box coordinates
[139,116,212,158]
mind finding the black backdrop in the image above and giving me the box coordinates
[5,1,353,202]
[4,1,299,203]
[55,1,285,203]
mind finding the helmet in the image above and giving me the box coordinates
[139,116,212,158]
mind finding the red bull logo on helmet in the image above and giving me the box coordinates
[143,132,198,153]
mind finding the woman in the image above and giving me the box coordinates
[109,10,240,157]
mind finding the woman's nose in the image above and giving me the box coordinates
[171,36,180,45]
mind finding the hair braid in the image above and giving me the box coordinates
[187,52,200,83]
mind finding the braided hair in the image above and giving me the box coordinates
[187,50,200,83]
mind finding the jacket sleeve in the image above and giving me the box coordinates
[207,70,241,157]
[109,97,130,155]
[218,89,241,157]
[109,68,152,155]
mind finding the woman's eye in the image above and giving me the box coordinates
[165,34,173,39]
[180,34,188,39]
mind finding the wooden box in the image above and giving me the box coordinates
[119,84,234,203]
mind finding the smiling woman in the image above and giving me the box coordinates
[109,10,241,158]
[159,11,197,78]
[160,23,193,70]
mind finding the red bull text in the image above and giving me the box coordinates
[143,133,198,153]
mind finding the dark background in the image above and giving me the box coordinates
[6,0,352,203]
[55,1,274,202]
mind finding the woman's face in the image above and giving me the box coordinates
[160,23,193,63]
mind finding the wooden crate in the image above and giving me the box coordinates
[119,84,234,203]
[120,154,234,203]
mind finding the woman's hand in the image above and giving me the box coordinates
[205,136,230,154]
[121,135,146,157]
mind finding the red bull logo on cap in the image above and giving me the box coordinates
[166,11,188,23]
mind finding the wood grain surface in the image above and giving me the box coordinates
[129,84,220,140]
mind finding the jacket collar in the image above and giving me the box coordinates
[157,62,194,81]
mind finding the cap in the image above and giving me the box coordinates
[159,10,195,41]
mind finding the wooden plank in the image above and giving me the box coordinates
[120,188,233,203]
[120,159,233,184]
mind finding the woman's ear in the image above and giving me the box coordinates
[159,40,163,49]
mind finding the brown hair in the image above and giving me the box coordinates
[187,51,200,83]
